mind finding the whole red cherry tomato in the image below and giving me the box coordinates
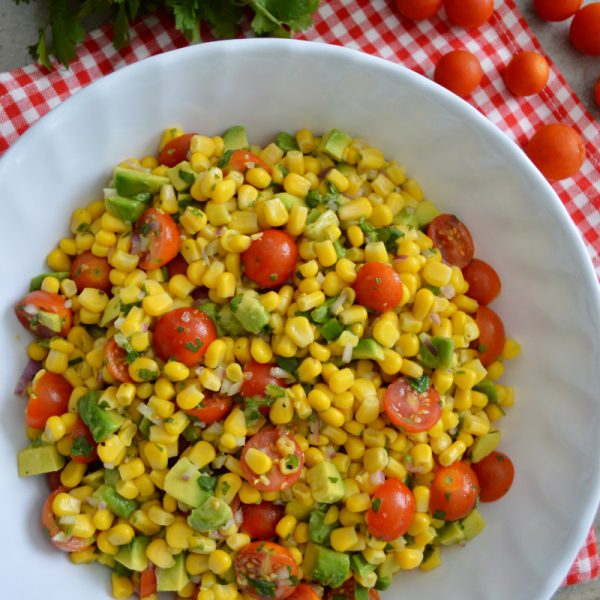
[444,0,494,28]
[462,258,501,305]
[476,305,505,366]
[570,4,600,56]
[503,51,550,97]
[434,50,483,99]
[534,0,582,22]
[472,451,515,502]
[366,479,415,541]
[429,461,480,521]
[241,501,285,540]
[26,371,72,429]
[159,133,197,167]
[353,261,403,313]
[242,229,298,288]
[394,0,443,20]
[70,251,111,293]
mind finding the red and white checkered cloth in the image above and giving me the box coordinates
[0,0,599,588]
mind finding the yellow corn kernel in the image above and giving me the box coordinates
[244,448,272,475]
[206,549,232,576]
[60,459,87,488]
[421,260,451,288]
[346,492,371,513]
[363,447,389,473]
[127,357,158,383]
[503,338,521,360]
[330,527,359,553]
[186,440,216,469]
[249,336,273,364]
[396,548,424,570]
[106,523,135,547]
[438,440,467,467]
[47,247,71,272]
[283,172,311,197]
[146,538,175,569]
[284,316,314,348]
[93,508,115,532]
[338,198,372,221]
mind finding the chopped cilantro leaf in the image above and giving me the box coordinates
[286,455,299,470]
[67,356,83,367]
[138,368,158,381]
[217,149,234,169]
[248,578,275,599]
[120,301,140,316]
[408,374,430,394]
[306,186,340,209]
[125,350,139,365]
[328,476,338,483]
[371,497,382,513]
[275,356,299,374]
[197,472,217,492]
[265,384,286,399]
[184,338,204,353]
[140,222,151,235]
[433,509,446,520]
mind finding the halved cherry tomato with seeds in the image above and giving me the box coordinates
[26,371,73,429]
[242,229,298,288]
[429,461,480,521]
[135,208,180,270]
[366,479,415,541]
[241,501,285,540]
[70,250,111,293]
[159,133,197,167]
[186,395,233,426]
[223,149,271,175]
[70,416,98,464]
[104,338,134,383]
[289,584,321,600]
[42,487,94,552]
[427,214,475,268]
[235,541,298,600]
[353,261,403,313]
[384,377,441,433]
[462,258,501,305]
[476,305,505,366]
[15,290,72,338]
[472,451,515,502]
[241,429,304,492]
[153,307,217,367]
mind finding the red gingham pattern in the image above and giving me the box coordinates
[0,0,599,587]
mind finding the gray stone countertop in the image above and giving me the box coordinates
[0,1,598,599]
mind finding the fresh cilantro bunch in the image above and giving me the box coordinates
[14,0,319,70]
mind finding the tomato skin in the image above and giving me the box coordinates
[289,584,321,600]
[476,305,505,366]
[26,371,73,429]
[472,451,515,502]
[70,251,112,293]
[135,208,180,270]
[240,501,285,539]
[140,565,157,599]
[70,416,98,464]
[226,150,272,175]
[241,361,285,403]
[241,429,304,492]
[430,461,480,521]
[165,253,190,279]
[503,51,549,97]
[186,395,233,426]
[104,338,134,383]
[394,0,442,20]
[235,541,298,600]
[353,261,403,313]
[534,0,582,21]
[47,470,63,491]
[153,307,217,367]
[366,479,415,541]
[159,133,197,167]
[595,78,600,108]
[427,214,475,268]
[434,50,483,99]
[42,487,94,552]
[15,290,72,338]
[444,0,494,28]
[525,123,585,181]
[383,377,442,433]
[570,4,600,56]
[242,229,298,288]
[462,258,501,305]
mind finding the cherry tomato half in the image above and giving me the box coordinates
[42,487,94,552]
[384,377,441,433]
[165,253,190,279]
[140,565,157,599]
[324,581,380,600]
[241,429,304,492]
[242,229,298,288]
[476,305,505,366]
[159,133,197,167]
[503,51,549,97]
[224,150,272,175]
[534,0,582,22]
[444,0,494,28]
[427,214,475,268]
[186,395,233,426]
[241,500,285,540]
[104,338,133,384]
[235,541,298,600]
[289,584,321,600]
[70,250,112,294]
[353,261,403,313]
[26,371,73,429]
[394,0,442,20]
[70,416,98,464]
[153,307,217,367]
[429,461,480,521]
[15,290,72,338]
[472,451,515,502]
[135,208,180,270]
[366,479,415,541]
[434,50,483,99]
[525,123,585,181]
[570,4,600,56]
[462,258,501,305]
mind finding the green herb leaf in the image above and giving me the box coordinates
[49,0,85,67]
[71,435,93,458]
[275,356,299,374]
[198,472,218,492]
[166,0,202,43]
[248,577,276,599]
[433,509,446,520]
[184,338,204,353]
[138,368,158,381]
[371,497,382,513]
[29,27,52,70]
[408,374,430,394]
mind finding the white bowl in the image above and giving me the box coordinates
[1,39,599,600]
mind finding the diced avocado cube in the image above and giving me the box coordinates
[419,335,454,369]
[307,462,344,504]
[217,305,245,337]
[274,192,305,212]
[394,207,419,229]
[310,296,337,324]
[100,295,122,328]
[461,509,486,541]
[352,338,385,361]
[168,161,196,192]
[351,553,377,578]
[354,584,370,600]
[95,485,138,519]
[275,131,299,152]
[473,379,498,404]
[304,209,340,240]
[78,391,125,443]
[309,509,337,545]
[470,431,501,463]
[105,196,147,223]
[29,272,69,292]
[436,521,465,546]
[113,167,169,196]
[320,318,343,342]
[413,200,439,227]
[303,543,350,588]
[156,552,189,592]
[17,444,65,477]
[114,536,150,572]
[164,457,210,508]
[187,496,232,532]
[38,310,62,333]
[222,125,248,152]
[285,500,313,521]
[375,575,392,591]
[377,553,400,578]
[320,129,352,161]
[230,291,269,334]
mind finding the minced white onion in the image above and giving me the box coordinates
[23,304,38,315]
[330,289,349,316]
[52,531,69,543]
[440,284,456,299]
[136,403,160,424]
[225,381,243,396]
[181,311,191,323]
[64,299,73,309]
[270,367,289,378]
[342,343,354,364]
[114,317,125,329]
[59,516,76,526]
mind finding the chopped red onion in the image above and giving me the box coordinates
[421,335,438,356]
[430,313,441,325]
[318,167,332,180]
[14,359,42,396]
[130,233,141,255]
[370,471,385,486]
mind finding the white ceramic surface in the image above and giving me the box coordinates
[1,39,599,600]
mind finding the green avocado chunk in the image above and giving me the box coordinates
[115,536,150,572]
[275,131,299,152]
[354,584,370,600]
[230,291,269,334]
[104,467,120,486]
[29,271,69,292]
[350,553,377,578]
[307,462,344,504]
[320,129,352,161]
[105,196,147,223]
[187,495,233,532]
[217,304,246,337]
[113,167,169,196]
[95,485,138,519]
[320,318,343,342]
[352,338,385,361]
[470,431,501,463]
[38,310,63,333]
[157,552,189,592]
[375,575,393,591]
[413,200,439,227]
[437,521,465,546]
[309,509,337,545]
[303,543,350,588]
[461,509,486,541]
[419,335,454,369]
[78,391,125,443]
[223,125,248,152]
[164,457,210,508]
[274,192,306,211]
[17,444,65,477]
